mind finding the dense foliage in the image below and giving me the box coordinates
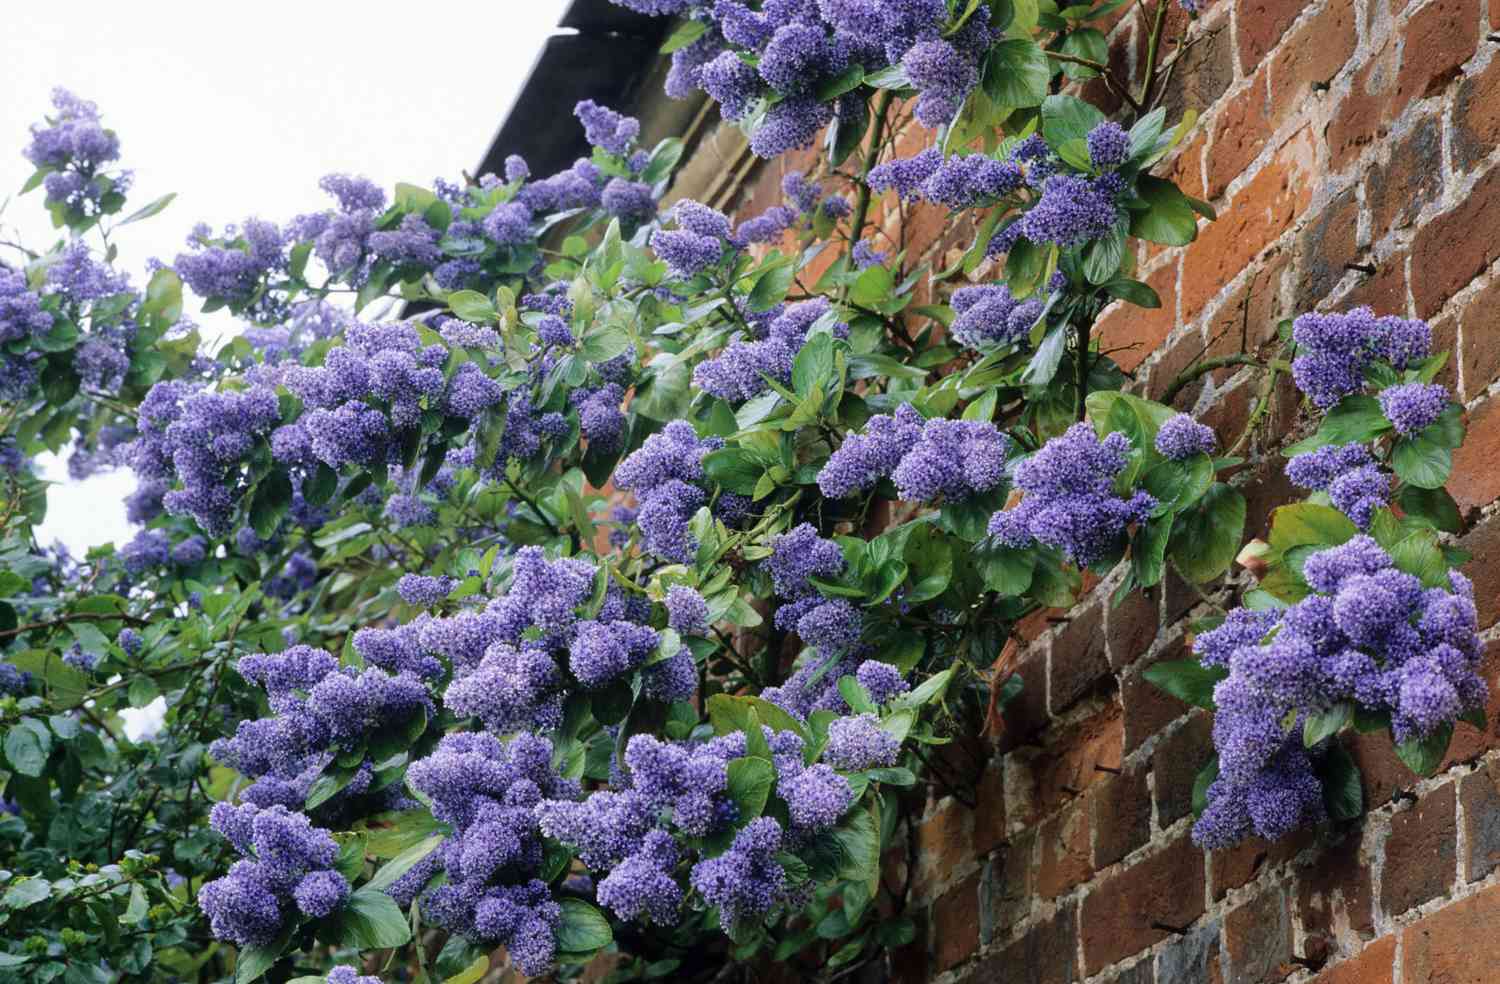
[0,0,1484,981]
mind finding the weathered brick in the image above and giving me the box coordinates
[1345,728,1417,806]
[1400,881,1500,982]
[1092,760,1152,868]
[1411,155,1500,317]
[1459,273,1500,401]
[1182,127,1316,319]
[1080,835,1207,974]
[1459,759,1500,881]
[1123,636,1193,753]
[1453,48,1500,169]
[1153,711,1214,826]
[1050,599,1111,714]
[1311,935,1394,984]
[997,642,1050,750]
[1294,184,1363,310]
[1159,25,1236,121]
[1327,38,1400,170]
[1210,829,1310,900]
[1268,0,1359,129]
[1028,705,1127,817]
[1155,920,1222,984]
[912,799,974,901]
[931,870,982,972]
[973,759,1007,856]
[1380,782,1456,916]
[1106,583,1159,670]
[1037,798,1092,899]
[1459,511,1500,628]
[974,901,1080,984]
[1340,251,1409,317]
[1094,258,1180,374]
[1207,72,1273,200]
[1222,884,1293,984]
[1367,114,1444,239]
[1296,829,1376,941]
[1449,395,1500,514]
[979,827,1036,943]
[1396,0,1480,103]
[1235,0,1304,72]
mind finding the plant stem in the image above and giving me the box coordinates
[846,90,896,254]
[1074,318,1093,421]
[1160,353,1263,406]
[1045,52,1144,115]
[0,610,149,641]
[1138,0,1171,111]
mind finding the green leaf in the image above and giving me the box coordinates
[1169,483,1246,583]
[235,940,287,984]
[1142,659,1227,709]
[447,289,497,323]
[1395,723,1452,777]
[1391,435,1452,489]
[1303,702,1352,747]
[1267,502,1357,554]
[1288,395,1391,453]
[4,719,51,777]
[556,897,613,954]
[726,756,776,823]
[703,448,766,495]
[661,18,708,53]
[1395,484,1462,533]
[325,887,411,949]
[1058,27,1107,80]
[792,332,835,398]
[1021,324,1068,386]
[1101,277,1161,308]
[1040,94,1106,146]
[1142,454,1214,513]
[1131,515,1172,588]
[3,877,50,909]
[442,955,490,984]
[365,833,444,893]
[1082,222,1126,284]
[249,470,294,540]
[117,192,176,226]
[748,263,796,312]
[1317,741,1363,821]
[982,38,1050,107]
[816,63,866,101]
[1129,175,1199,246]
[1390,528,1448,587]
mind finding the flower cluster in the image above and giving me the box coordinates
[1194,534,1484,847]
[404,733,576,975]
[693,298,846,404]
[988,423,1156,567]
[24,88,125,215]
[209,645,435,818]
[1290,308,1432,408]
[1154,414,1217,460]
[1286,443,1388,529]
[199,803,348,946]
[614,421,720,562]
[817,403,1008,502]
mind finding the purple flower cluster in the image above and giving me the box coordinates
[25,89,124,214]
[1290,308,1432,408]
[689,817,789,933]
[126,382,282,536]
[198,803,346,946]
[823,713,900,771]
[1286,443,1389,529]
[1018,174,1122,248]
[694,298,844,403]
[397,573,455,607]
[988,423,1157,568]
[209,645,435,818]
[818,403,1008,502]
[856,660,909,704]
[404,733,575,975]
[947,283,1045,350]
[665,585,710,635]
[1154,414,1217,460]
[651,200,732,278]
[1378,382,1448,436]
[1086,121,1131,170]
[1194,534,1485,847]
[615,421,721,562]
[175,219,287,312]
[575,100,640,157]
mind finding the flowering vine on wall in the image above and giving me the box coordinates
[0,0,1484,981]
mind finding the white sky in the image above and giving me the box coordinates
[1,0,571,555]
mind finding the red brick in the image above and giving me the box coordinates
[1411,164,1500,317]
[1029,706,1127,817]
[1037,798,1092,899]
[1268,0,1359,129]
[1147,325,1210,403]
[1153,711,1214,826]
[932,871,982,972]
[973,760,1007,856]
[1459,759,1500,881]
[980,827,1036,943]
[1208,72,1273,201]
[1204,247,1292,359]
[1400,881,1500,982]
[912,800,973,901]
[1453,42,1500,169]
[1236,0,1305,72]
[1380,782,1456,916]
[1326,38,1401,170]
[1107,585,1159,670]
[1182,128,1317,320]
[974,901,1079,984]
[1450,396,1500,514]
[1079,835,1207,974]
[1123,636,1193,753]
[1091,761,1152,868]
[1396,0,1480,102]
[1310,935,1394,984]
[1050,599,1112,714]
[1294,184,1363,311]
[1459,511,1500,627]
[1459,274,1500,401]
[1222,885,1293,984]
[1345,729,1417,806]
[1296,830,1376,941]
[1210,829,1310,900]
[1340,252,1409,317]
[1158,25,1237,122]
[1366,114,1444,239]
[997,642,1050,749]
[1095,258,1180,374]
[1170,127,1208,201]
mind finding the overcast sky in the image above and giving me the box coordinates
[0,0,570,554]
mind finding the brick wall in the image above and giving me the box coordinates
[714,1,1500,980]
